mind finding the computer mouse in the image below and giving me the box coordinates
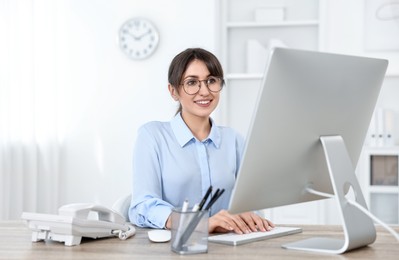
[147,230,171,243]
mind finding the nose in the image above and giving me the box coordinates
[198,81,211,96]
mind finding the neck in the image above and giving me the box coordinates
[180,112,211,141]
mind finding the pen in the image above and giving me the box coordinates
[192,203,199,212]
[181,199,189,212]
[205,189,225,210]
[201,188,219,210]
[198,186,213,210]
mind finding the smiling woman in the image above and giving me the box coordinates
[128,48,274,235]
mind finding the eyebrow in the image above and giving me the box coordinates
[183,74,212,80]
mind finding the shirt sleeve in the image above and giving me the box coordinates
[128,124,173,228]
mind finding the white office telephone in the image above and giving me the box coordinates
[21,203,136,246]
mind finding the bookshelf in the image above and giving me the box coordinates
[217,0,326,224]
[217,0,324,137]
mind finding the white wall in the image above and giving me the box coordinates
[53,0,217,208]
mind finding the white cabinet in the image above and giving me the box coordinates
[359,147,399,224]
[217,0,324,137]
[217,0,327,224]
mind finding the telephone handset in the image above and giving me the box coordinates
[21,203,136,246]
[58,203,125,224]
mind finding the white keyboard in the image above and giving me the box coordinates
[208,226,302,246]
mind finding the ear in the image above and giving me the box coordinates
[168,84,179,101]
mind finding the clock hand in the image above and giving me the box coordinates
[127,32,140,40]
[136,30,152,40]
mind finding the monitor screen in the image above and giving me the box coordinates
[228,48,388,214]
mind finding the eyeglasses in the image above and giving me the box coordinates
[180,76,224,95]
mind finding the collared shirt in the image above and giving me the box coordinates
[128,113,244,228]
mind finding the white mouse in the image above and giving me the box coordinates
[147,230,171,243]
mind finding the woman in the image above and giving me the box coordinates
[129,48,274,234]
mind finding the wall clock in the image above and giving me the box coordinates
[119,18,159,60]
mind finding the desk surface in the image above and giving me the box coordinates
[0,221,398,259]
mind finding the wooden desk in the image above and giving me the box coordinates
[0,221,397,259]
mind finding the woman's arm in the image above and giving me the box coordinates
[129,124,173,228]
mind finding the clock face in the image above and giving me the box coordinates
[119,18,159,60]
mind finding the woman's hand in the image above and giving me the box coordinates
[165,215,172,230]
[208,210,274,234]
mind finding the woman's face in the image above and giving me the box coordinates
[169,59,220,120]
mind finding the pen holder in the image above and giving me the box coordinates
[170,208,208,254]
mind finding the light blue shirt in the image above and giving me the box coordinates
[128,113,244,228]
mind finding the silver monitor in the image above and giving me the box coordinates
[228,48,388,254]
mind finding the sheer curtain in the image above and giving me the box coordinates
[0,0,60,220]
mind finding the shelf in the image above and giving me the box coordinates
[226,73,264,80]
[369,186,399,194]
[219,0,322,145]
[226,20,319,28]
[364,146,399,154]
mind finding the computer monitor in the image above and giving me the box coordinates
[228,48,388,254]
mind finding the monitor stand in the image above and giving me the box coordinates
[282,135,376,254]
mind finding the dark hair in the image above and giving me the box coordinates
[168,48,224,115]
